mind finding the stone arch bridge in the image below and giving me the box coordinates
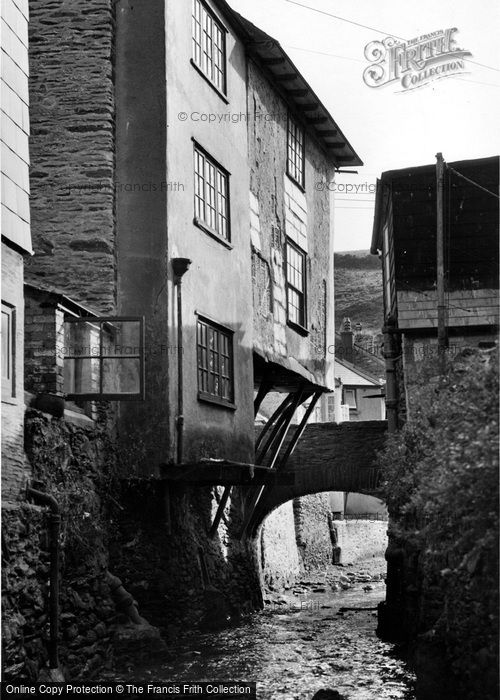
[163,420,387,539]
[248,420,387,536]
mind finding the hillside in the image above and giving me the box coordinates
[334,252,384,334]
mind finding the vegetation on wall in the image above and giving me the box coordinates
[378,348,499,697]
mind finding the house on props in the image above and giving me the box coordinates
[3,0,365,681]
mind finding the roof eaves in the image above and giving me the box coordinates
[211,0,362,167]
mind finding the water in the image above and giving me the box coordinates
[111,581,415,700]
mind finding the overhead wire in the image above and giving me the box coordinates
[285,0,500,76]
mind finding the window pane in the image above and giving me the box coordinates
[286,241,306,327]
[287,114,304,187]
[64,357,100,395]
[102,358,141,394]
[63,316,144,398]
[102,320,141,357]
[192,0,226,92]
[64,320,100,357]
[194,146,230,240]
[197,318,233,401]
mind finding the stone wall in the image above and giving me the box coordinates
[1,406,119,680]
[258,500,301,591]
[27,0,116,314]
[294,494,333,571]
[111,482,263,633]
[335,520,388,564]
[258,495,388,589]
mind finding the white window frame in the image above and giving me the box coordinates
[192,0,227,95]
[194,144,231,243]
[287,113,305,189]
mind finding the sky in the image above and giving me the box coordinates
[229,0,500,251]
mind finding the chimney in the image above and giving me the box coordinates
[340,316,353,360]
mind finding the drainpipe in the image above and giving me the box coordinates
[172,258,191,464]
[26,487,60,670]
[383,315,399,433]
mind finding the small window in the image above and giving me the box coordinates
[197,316,234,406]
[2,303,15,399]
[64,317,144,400]
[192,0,226,94]
[194,145,230,242]
[287,113,305,188]
[285,239,307,329]
[344,388,357,409]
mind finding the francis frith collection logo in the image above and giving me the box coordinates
[363,28,472,91]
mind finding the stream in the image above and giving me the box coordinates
[110,579,416,700]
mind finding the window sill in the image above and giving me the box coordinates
[190,59,229,104]
[198,392,236,411]
[193,218,233,249]
[287,319,309,337]
[286,170,306,194]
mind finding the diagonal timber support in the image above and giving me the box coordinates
[243,389,323,538]
[209,376,274,539]
[239,387,312,539]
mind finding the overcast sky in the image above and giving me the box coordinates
[229,0,500,251]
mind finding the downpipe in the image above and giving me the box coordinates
[26,487,61,673]
[172,258,191,465]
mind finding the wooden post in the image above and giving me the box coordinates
[383,316,399,433]
[436,152,447,370]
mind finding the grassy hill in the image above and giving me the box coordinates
[334,251,384,334]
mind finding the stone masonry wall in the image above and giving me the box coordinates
[294,494,333,571]
[111,482,264,634]
[27,0,115,313]
[259,498,388,590]
[1,406,119,680]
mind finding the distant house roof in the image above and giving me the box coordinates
[211,0,362,167]
[335,332,385,376]
[335,356,384,388]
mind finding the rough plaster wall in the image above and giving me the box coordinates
[27,0,115,313]
[259,500,301,590]
[247,61,332,374]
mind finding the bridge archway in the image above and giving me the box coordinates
[249,420,387,536]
